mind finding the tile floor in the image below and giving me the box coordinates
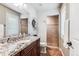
[41,47,63,56]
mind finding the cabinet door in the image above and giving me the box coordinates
[36,39,40,56]
[31,45,37,56]
[25,50,32,56]
[21,49,32,56]
[15,52,21,56]
[21,45,32,56]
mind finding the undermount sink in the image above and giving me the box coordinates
[0,43,8,48]
[14,39,31,50]
[17,39,31,44]
[0,38,32,55]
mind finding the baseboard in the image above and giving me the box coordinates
[47,45,59,49]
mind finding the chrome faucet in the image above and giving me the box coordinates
[7,37,10,43]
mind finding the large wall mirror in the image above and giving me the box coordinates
[6,10,20,36]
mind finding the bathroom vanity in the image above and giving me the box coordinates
[0,36,40,56]
[15,38,40,56]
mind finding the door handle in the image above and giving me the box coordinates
[67,41,74,49]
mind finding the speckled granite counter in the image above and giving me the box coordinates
[0,36,39,56]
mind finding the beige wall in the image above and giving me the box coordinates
[0,5,6,24]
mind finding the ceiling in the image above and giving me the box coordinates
[28,3,60,12]
[1,3,60,14]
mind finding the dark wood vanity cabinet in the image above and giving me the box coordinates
[15,39,40,56]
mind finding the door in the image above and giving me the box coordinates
[21,18,28,34]
[70,4,79,56]
[47,15,59,47]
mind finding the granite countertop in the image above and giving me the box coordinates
[0,36,39,56]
